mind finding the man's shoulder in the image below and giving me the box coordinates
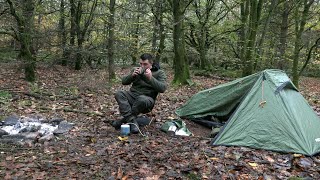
[156,69,166,73]
[153,69,166,76]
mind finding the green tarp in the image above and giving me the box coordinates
[176,69,320,156]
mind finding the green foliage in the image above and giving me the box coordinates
[193,68,242,79]
[0,90,12,103]
[304,64,320,77]
[0,48,18,62]
[186,172,201,180]
[58,86,79,96]
[28,82,43,94]
[18,99,33,107]
[0,90,13,113]
[1,0,319,84]
[288,177,304,180]
[186,79,195,86]
[215,69,242,78]
[36,50,56,63]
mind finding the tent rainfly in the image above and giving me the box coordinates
[176,69,320,156]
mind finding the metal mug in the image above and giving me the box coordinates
[120,124,130,136]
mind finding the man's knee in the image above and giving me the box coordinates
[136,95,154,108]
[114,90,126,100]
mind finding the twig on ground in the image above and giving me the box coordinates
[40,107,105,117]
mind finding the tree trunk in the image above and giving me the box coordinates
[156,19,165,63]
[188,0,214,70]
[131,0,142,65]
[73,0,97,70]
[299,37,320,76]
[152,0,161,54]
[172,0,190,85]
[59,0,68,66]
[75,39,83,70]
[277,0,289,70]
[7,0,36,82]
[69,0,76,61]
[108,0,116,81]
[152,0,165,62]
[239,0,249,73]
[242,0,264,76]
[199,28,211,70]
[255,0,278,70]
[292,0,314,88]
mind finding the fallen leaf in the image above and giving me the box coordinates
[117,166,123,179]
[121,175,128,180]
[5,156,13,161]
[293,154,303,158]
[118,136,128,141]
[146,175,160,180]
[265,156,275,163]
[248,162,258,167]
[4,172,11,180]
[209,157,219,161]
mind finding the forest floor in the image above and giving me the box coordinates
[0,63,320,179]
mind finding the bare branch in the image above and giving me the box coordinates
[182,0,194,14]
[0,28,18,40]
[299,36,320,76]
[6,0,20,22]
[221,0,240,19]
[0,8,9,16]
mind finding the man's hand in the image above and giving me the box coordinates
[144,68,152,80]
[132,67,141,77]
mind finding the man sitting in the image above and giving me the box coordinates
[113,53,167,133]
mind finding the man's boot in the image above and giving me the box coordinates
[130,118,139,134]
[112,117,128,129]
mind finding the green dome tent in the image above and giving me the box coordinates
[176,69,320,156]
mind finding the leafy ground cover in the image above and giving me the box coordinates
[0,63,320,179]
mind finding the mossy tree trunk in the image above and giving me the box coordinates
[59,0,68,66]
[194,0,214,70]
[156,20,166,63]
[292,0,314,88]
[7,0,36,82]
[75,39,83,70]
[108,0,116,81]
[239,0,249,74]
[242,0,264,76]
[171,0,192,85]
[152,0,166,63]
[277,0,289,70]
[186,0,215,70]
[239,0,264,76]
[68,0,77,64]
[131,0,142,65]
[73,0,97,70]
[255,0,278,70]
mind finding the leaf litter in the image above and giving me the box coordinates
[0,63,319,179]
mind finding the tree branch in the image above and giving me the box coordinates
[221,0,240,19]
[82,0,98,39]
[40,107,104,117]
[6,0,20,21]
[0,29,14,37]
[299,37,320,76]
[182,0,194,14]
[0,8,9,16]
[0,28,18,40]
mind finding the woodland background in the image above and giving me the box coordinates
[0,0,320,179]
[0,0,319,85]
